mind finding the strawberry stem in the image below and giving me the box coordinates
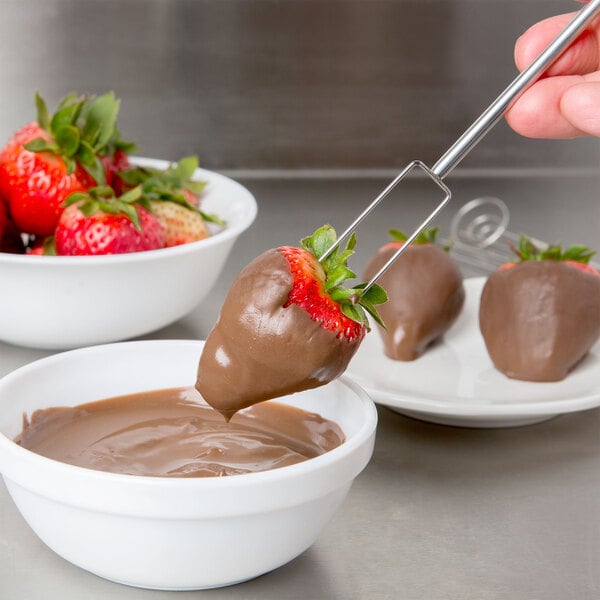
[117,157,225,227]
[511,235,595,264]
[301,225,388,328]
[64,185,145,231]
[25,91,128,185]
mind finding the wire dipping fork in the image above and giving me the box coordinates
[320,0,600,294]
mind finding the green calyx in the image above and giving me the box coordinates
[64,185,150,231]
[389,226,439,245]
[301,225,388,328]
[24,91,127,185]
[42,236,57,255]
[117,156,225,226]
[512,235,595,264]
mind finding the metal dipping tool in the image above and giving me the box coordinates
[320,0,600,293]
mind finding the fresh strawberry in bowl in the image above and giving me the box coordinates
[0,156,257,349]
[115,156,223,247]
[196,225,387,418]
[0,92,125,237]
[479,236,600,382]
[363,227,465,361]
[54,186,165,256]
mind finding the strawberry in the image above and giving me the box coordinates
[27,243,45,256]
[363,227,465,361]
[26,235,57,256]
[150,201,209,246]
[498,235,599,276]
[116,156,207,205]
[0,91,123,236]
[102,147,133,190]
[116,156,222,246]
[480,236,600,382]
[196,225,387,418]
[0,197,25,254]
[54,186,165,255]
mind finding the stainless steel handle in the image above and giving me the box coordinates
[432,0,600,179]
[322,0,600,294]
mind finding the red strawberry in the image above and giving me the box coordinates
[0,92,123,236]
[26,235,57,256]
[480,236,600,382]
[150,201,209,247]
[27,243,45,256]
[196,225,387,418]
[116,156,221,246]
[54,186,165,255]
[103,148,132,189]
[0,197,25,254]
[363,227,465,361]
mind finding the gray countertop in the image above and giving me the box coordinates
[1,172,600,599]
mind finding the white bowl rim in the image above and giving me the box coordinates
[0,159,257,266]
[0,340,378,491]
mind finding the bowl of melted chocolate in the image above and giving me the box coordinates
[0,340,377,590]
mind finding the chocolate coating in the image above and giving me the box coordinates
[16,387,345,477]
[363,244,465,360]
[479,260,600,382]
[196,249,361,417]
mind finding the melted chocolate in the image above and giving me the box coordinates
[196,249,361,418]
[363,244,465,360]
[479,260,600,382]
[16,387,344,477]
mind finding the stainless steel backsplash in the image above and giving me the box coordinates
[0,0,597,173]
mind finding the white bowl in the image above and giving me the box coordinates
[0,158,257,349]
[0,340,377,590]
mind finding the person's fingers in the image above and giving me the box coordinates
[560,78,600,136]
[505,74,588,138]
[515,12,600,76]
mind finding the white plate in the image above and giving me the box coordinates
[346,277,600,428]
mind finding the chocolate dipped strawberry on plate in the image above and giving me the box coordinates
[479,236,600,382]
[363,227,465,361]
[196,225,387,419]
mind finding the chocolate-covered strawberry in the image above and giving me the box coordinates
[363,227,465,361]
[196,225,387,418]
[479,236,600,382]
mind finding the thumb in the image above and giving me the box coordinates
[561,80,600,136]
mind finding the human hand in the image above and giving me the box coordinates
[505,3,600,138]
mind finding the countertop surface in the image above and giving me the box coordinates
[1,172,600,599]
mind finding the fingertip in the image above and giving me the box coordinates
[505,78,584,139]
[505,88,548,138]
[561,80,600,136]
[514,13,579,71]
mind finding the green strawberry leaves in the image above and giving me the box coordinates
[512,235,595,264]
[65,185,149,231]
[118,156,224,226]
[301,225,388,329]
[389,226,440,245]
[25,91,126,185]
[81,92,120,151]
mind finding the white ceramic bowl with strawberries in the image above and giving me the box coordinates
[0,158,257,349]
[0,339,377,590]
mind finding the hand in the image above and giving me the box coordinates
[506,7,600,138]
